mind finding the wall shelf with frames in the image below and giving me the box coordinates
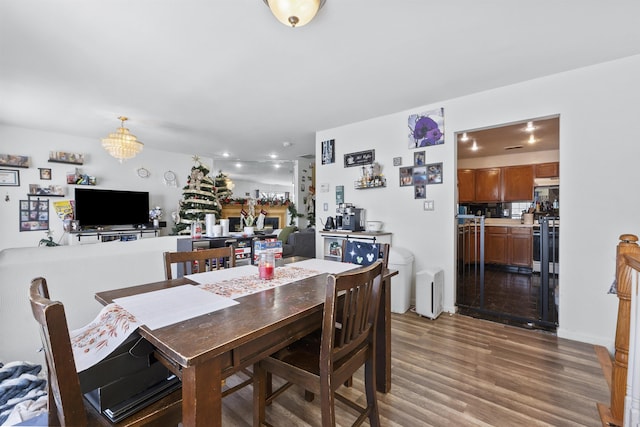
[354,177,386,189]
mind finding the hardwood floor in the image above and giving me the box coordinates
[220,313,608,426]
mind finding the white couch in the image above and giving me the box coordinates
[0,236,180,364]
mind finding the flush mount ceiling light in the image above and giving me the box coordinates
[101,116,143,163]
[525,121,535,132]
[263,0,326,28]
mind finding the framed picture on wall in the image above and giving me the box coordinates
[414,184,426,199]
[19,199,49,231]
[0,169,20,186]
[39,168,52,180]
[414,151,425,166]
[426,162,443,184]
[321,139,335,165]
[399,167,413,187]
[412,166,427,186]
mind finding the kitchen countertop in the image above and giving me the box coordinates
[484,218,533,227]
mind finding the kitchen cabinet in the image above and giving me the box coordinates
[509,227,532,267]
[484,226,532,268]
[474,168,501,202]
[457,169,475,203]
[485,227,508,264]
[502,165,534,202]
[535,162,559,178]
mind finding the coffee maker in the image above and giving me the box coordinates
[336,203,365,231]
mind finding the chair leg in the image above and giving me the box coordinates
[319,383,336,427]
[253,363,267,427]
[364,359,380,427]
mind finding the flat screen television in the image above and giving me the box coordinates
[74,188,149,229]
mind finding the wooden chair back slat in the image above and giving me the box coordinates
[163,246,236,279]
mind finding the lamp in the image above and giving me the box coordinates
[263,0,326,28]
[101,116,144,162]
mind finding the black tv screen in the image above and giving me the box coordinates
[74,188,149,228]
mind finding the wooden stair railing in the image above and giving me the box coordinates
[596,234,640,427]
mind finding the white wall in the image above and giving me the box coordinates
[228,178,293,200]
[316,54,640,349]
[0,126,213,251]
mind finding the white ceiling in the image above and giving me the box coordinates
[2,1,639,185]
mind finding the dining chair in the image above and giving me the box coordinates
[163,246,236,279]
[29,277,182,426]
[341,240,390,268]
[253,260,384,427]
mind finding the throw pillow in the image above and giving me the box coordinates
[277,226,298,244]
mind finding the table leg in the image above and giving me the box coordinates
[376,276,391,393]
[181,356,223,427]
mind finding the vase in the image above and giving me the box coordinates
[244,226,254,236]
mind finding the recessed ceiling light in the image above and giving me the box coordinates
[528,134,536,144]
[282,141,292,147]
[222,152,230,157]
[274,163,281,169]
[235,162,242,168]
[270,153,277,159]
[471,140,479,151]
[460,132,469,142]
[525,121,535,132]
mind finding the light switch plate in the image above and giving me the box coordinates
[323,202,328,211]
[320,183,330,192]
[424,200,435,211]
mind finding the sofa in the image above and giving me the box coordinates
[0,236,181,364]
[276,227,316,258]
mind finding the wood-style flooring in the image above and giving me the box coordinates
[220,312,608,426]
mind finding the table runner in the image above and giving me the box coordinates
[187,259,359,299]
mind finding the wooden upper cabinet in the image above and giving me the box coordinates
[474,168,501,202]
[502,165,534,202]
[535,162,559,178]
[457,169,475,203]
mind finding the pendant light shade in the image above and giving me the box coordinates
[263,0,326,28]
[101,116,143,162]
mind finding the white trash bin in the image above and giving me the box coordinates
[388,247,415,314]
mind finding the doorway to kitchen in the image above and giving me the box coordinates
[455,117,559,331]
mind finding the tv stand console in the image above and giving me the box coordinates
[69,228,159,245]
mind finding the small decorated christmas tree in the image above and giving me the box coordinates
[173,157,222,235]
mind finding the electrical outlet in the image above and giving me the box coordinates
[424,200,435,211]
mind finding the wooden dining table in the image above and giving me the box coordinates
[95,260,397,427]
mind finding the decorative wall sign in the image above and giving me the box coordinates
[336,185,344,204]
[0,154,30,168]
[408,108,445,148]
[39,168,52,180]
[344,149,375,168]
[49,151,84,165]
[414,151,425,166]
[0,169,20,186]
[399,167,413,187]
[321,139,335,165]
[393,157,402,166]
[20,199,49,231]
[426,162,443,184]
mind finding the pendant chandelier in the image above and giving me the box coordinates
[101,116,144,162]
[263,0,326,28]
